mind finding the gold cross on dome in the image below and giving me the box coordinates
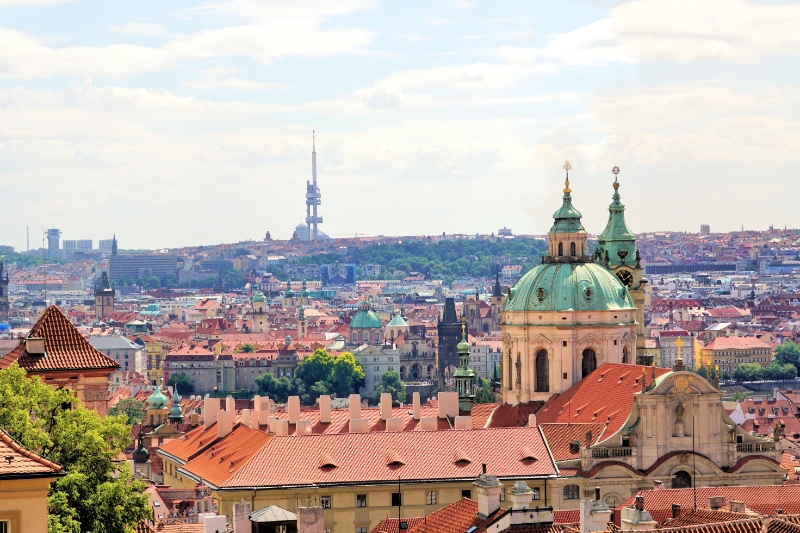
[562,161,572,193]
[563,161,572,174]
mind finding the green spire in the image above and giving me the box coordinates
[549,161,585,234]
[454,318,476,412]
[597,166,636,268]
[168,388,183,422]
[299,305,306,321]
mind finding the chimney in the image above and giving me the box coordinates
[298,507,324,533]
[508,481,534,510]
[241,409,251,428]
[671,504,681,519]
[349,394,361,419]
[275,419,289,436]
[201,515,228,533]
[438,391,459,419]
[217,409,235,439]
[203,397,219,430]
[380,393,392,421]
[634,495,643,511]
[233,501,251,533]
[528,413,537,427]
[250,410,259,430]
[472,468,504,518]
[25,336,46,356]
[349,418,368,433]
[226,395,235,412]
[319,395,332,424]
[708,496,725,510]
[454,416,472,430]
[729,501,745,514]
[777,510,785,516]
[259,398,272,426]
[253,395,261,412]
[296,420,312,436]
[412,392,421,420]
[386,418,403,432]
[653,480,664,491]
[619,495,656,531]
[420,417,438,431]
[288,396,301,424]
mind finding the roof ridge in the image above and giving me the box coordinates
[0,428,63,472]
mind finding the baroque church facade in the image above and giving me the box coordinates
[501,166,645,405]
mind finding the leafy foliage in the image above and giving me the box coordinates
[296,238,547,283]
[373,370,406,404]
[0,364,150,533]
[237,343,257,353]
[169,373,194,395]
[0,250,66,268]
[733,361,797,381]
[255,349,364,405]
[473,377,496,404]
[108,398,146,425]
[774,341,800,373]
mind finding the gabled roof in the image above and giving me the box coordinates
[0,428,63,478]
[179,425,271,487]
[0,305,120,372]
[536,363,672,438]
[223,427,556,489]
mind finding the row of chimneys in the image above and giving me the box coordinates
[202,391,477,439]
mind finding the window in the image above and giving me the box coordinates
[426,491,437,505]
[325,529,331,533]
[532,488,541,500]
[564,485,580,500]
[0,521,9,533]
[536,350,549,393]
[321,496,332,509]
[357,529,367,533]
[392,493,402,507]
[461,489,471,499]
[499,487,506,502]
[581,349,597,378]
[356,494,367,508]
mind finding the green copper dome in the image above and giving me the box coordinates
[596,177,637,268]
[168,388,183,421]
[350,302,382,330]
[253,291,266,303]
[504,262,634,312]
[387,312,408,328]
[550,179,585,234]
[147,388,168,409]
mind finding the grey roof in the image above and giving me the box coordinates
[249,505,297,523]
[87,336,140,351]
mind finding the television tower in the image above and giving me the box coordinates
[305,131,323,240]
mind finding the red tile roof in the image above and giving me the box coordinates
[371,517,427,533]
[0,306,120,372]
[659,509,755,528]
[536,363,672,438]
[0,428,63,478]
[539,423,609,461]
[179,426,271,487]
[223,427,557,489]
[702,337,771,351]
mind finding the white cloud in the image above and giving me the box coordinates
[110,22,168,36]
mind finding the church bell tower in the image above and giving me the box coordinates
[596,167,648,363]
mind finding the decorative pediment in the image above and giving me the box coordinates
[578,333,603,346]
[528,333,553,348]
[650,371,719,396]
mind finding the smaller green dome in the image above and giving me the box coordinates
[350,301,382,330]
[457,326,470,354]
[147,388,168,409]
[253,291,266,303]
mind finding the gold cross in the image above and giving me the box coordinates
[675,336,684,360]
[562,161,572,193]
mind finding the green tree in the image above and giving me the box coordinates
[0,364,150,533]
[774,341,800,373]
[374,370,406,404]
[237,343,257,353]
[473,378,496,404]
[734,363,762,381]
[108,398,146,425]
[255,373,294,403]
[695,366,709,379]
[296,349,335,385]
[332,352,365,397]
[169,373,194,395]
[234,248,250,257]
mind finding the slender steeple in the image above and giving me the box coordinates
[597,166,636,268]
[492,267,502,297]
[305,131,323,240]
[546,161,588,260]
[111,234,117,256]
[455,318,476,412]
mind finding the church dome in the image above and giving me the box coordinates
[350,302,382,330]
[168,389,183,421]
[252,291,266,303]
[504,262,634,313]
[147,388,168,409]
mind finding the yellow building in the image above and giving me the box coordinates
[697,336,774,376]
[145,338,165,385]
[0,429,64,533]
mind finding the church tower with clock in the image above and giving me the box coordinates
[595,167,648,363]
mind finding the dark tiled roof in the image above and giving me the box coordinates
[0,428,63,477]
[0,306,119,372]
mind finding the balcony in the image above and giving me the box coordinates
[736,442,776,453]
[591,447,633,459]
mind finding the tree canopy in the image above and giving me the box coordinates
[774,341,800,373]
[473,378,496,404]
[255,349,364,405]
[108,397,146,426]
[373,370,406,404]
[0,363,150,533]
[733,361,797,381]
[169,373,194,395]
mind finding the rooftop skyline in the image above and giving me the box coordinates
[1,0,799,250]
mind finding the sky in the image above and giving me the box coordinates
[1,0,799,250]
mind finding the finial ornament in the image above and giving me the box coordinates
[612,165,620,190]
[562,160,572,193]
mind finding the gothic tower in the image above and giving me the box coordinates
[595,167,648,363]
[489,267,505,331]
[0,262,9,322]
[94,271,115,320]
[437,297,464,383]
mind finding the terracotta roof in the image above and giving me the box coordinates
[223,427,557,489]
[0,428,63,478]
[553,510,580,524]
[703,337,771,351]
[0,306,119,372]
[159,423,222,463]
[179,425,271,486]
[658,518,763,533]
[406,498,505,533]
[539,423,609,461]
[371,517,427,533]
[536,363,672,438]
[659,509,754,528]
[488,402,545,428]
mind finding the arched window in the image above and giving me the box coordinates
[570,242,576,256]
[563,485,580,500]
[672,471,692,489]
[536,350,549,392]
[622,346,629,364]
[558,242,564,256]
[582,349,597,378]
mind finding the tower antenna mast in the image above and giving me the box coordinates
[305,131,323,240]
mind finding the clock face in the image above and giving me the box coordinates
[616,269,634,287]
